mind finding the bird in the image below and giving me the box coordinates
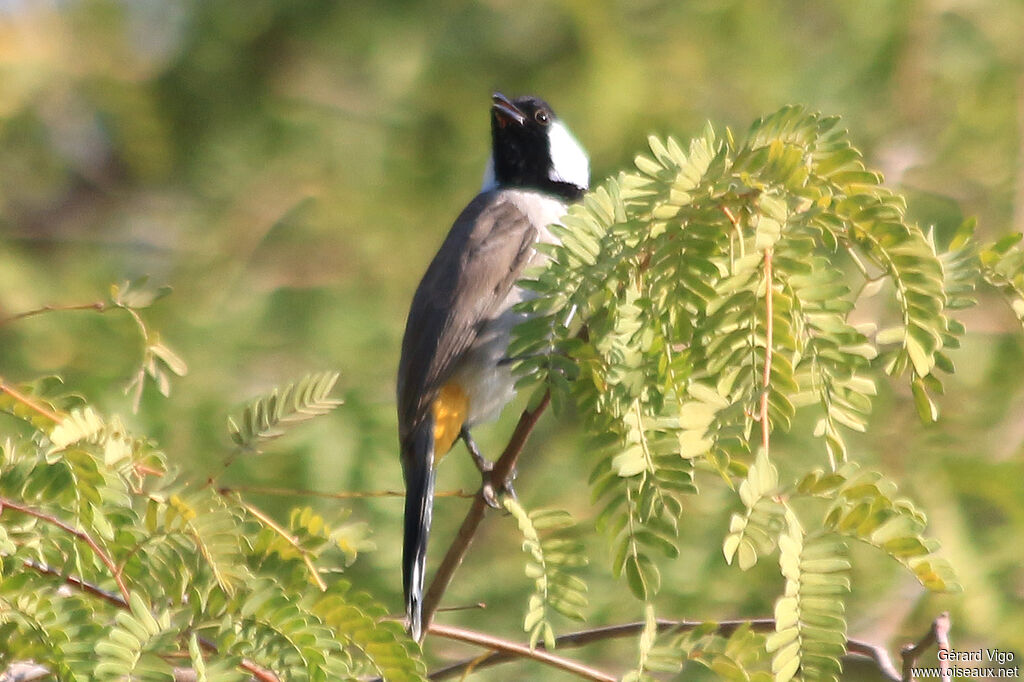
[396,92,589,641]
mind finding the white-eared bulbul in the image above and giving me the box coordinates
[397,92,589,641]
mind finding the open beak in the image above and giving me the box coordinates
[492,92,526,127]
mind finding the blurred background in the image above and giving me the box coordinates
[1,0,1022,678]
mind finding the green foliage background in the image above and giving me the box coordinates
[1,1,1023,679]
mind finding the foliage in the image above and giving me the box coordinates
[228,372,344,452]
[0,365,425,681]
[502,499,588,650]
[510,106,1024,680]
[2,2,1024,669]
[3,3,1024,678]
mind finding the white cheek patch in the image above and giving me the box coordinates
[481,154,497,191]
[547,121,590,190]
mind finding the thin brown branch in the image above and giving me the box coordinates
[235,658,279,682]
[428,617,903,681]
[0,380,64,423]
[427,622,616,682]
[761,247,774,454]
[901,612,951,682]
[216,484,474,499]
[721,204,746,264]
[233,498,327,591]
[0,301,107,327]
[0,497,130,603]
[22,559,127,608]
[421,390,551,635]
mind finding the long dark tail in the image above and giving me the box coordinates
[402,419,437,642]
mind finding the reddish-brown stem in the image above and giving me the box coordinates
[421,390,551,634]
[0,380,64,423]
[427,622,615,682]
[0,497,130,603]
[22,559,126,608]
[761,247,774,453]
[231,496,327,591]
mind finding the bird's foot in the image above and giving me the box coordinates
[462,427,517,509]
[480,463,517,509]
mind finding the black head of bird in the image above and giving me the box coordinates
[486,92,589,201]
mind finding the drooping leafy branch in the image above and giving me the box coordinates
[507,106,1014,680]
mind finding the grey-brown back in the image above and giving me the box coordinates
[396,190,538,448]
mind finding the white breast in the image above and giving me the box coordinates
[452,189,566,427]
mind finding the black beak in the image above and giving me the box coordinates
[492,92,526,127]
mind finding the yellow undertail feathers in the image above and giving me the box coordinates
[432,383,468,459]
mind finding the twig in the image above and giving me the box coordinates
[761,247,774,454]
[0,380,64,423]
[428,617,903,681]
[722,205,746,264]
[22,559,127,608]
[216,484,474,499]
[0,497,130,603]
[901,612,951,682]
[421,390,551,634]
[233,498,327,591]
[0,301,107,327]
[427,622,615,682]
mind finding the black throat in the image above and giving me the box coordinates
[490,98,586,202]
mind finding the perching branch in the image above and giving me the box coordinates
[901,612,952,682]
[421,390,551,635]
[428,615,908,681]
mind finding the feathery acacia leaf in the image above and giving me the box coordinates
[503,499,589,649]
[227,372,343,452]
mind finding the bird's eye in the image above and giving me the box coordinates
[534,110,550,125]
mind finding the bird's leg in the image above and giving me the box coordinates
[461,427,516,508]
